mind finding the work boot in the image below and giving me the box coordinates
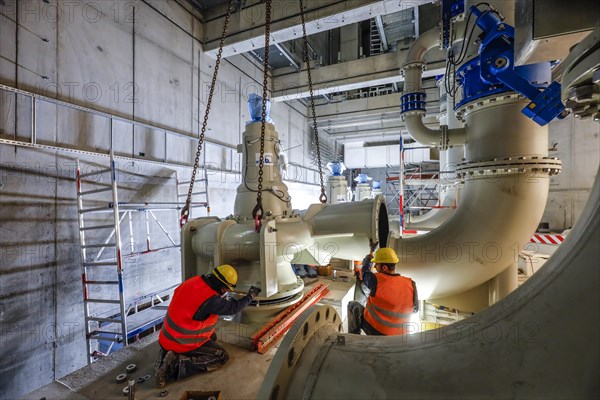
[155,350,177,388]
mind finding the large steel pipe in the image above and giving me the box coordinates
[182,119,389,322]
[259,170,599,400]
[395,7,560,308]
[391,98,555,307]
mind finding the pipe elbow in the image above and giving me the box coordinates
[405,115,467,148]
[405,114,441,147]
[401,27,441,93]
[404,27,441,66]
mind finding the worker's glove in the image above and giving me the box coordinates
[248,286,262,299]
[369,239,379,253]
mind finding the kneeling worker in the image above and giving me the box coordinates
[348,247,418,335]
[155,264,261,387]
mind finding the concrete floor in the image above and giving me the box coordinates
[22,274,355,400]
[22,329,277,400]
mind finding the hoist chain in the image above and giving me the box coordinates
[299,0,327,204]
[180,0,234,228]
[252,0,272,228]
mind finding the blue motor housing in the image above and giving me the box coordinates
[452,5,566,126]
[456,59,553,110]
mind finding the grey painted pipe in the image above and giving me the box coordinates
[395,7,552,306]
[401,21,468,147]
[183,121,390,301]
[405,86,464,231]
[391,99,551,305]
[259,167,600,400]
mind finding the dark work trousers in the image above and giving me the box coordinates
[159,340,230,381]
[347,301,383,336]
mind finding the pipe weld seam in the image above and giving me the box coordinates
[401,61,426,73]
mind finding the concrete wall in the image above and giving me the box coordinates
[543,116,600,231]
[0,1,325,398]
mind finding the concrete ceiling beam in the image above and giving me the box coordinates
[272,53,445,101]
[319,116,402,130]
[203,0,431,58]
[315,92,401,121]
[328,125,407,137]
[324,115,440,143]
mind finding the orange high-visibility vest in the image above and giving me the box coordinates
[159,276,219,353]
[364,273,414,335]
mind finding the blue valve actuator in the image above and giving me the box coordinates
[248,93,274,124]
[354,173,372,184]
[327,161,346,176]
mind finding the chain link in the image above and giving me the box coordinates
[180,0,234,227]
[252,0,272,223]
[299,0,327,204]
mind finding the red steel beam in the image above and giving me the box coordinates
[251,283,329,354]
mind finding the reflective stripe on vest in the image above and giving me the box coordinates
[158,276,218,352]
[364,273,414,336]
[367,301,412,322]
[164,313,215,336]
[160,325,213,345]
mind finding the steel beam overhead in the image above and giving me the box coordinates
[203,0,431,58]
[375,15,389,52]
[273,42,300,70]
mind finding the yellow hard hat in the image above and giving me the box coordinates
[371,247,399,264]
[212,264,238,289]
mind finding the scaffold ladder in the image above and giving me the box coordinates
[76,153,127,363]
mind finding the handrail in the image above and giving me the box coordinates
[0,83,324,186]
[0,83,235,150]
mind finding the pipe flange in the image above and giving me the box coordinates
[455,93,522,122]
[246,287,304,311]
[257,305,341,400]
[400,109,426,120]
[560,25,600,120]
[401,61,426,74]
[456,156,562,179]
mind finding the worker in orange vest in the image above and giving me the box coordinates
[154,264,261,387]
[348,244,418,335]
